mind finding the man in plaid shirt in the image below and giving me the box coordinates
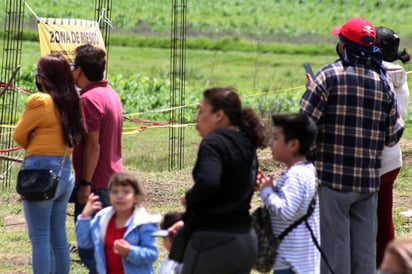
[300,17,404,274]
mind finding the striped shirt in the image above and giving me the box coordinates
[300,58,404,192]
[260,162,320,274]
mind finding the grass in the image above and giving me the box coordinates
[17,41,335,93]
[122,125,200,172]
[7,0,412,42]
[2,40,412,273]
[2,0,412,271]
[19,40,412,127]
[1,41,412,273]
[1,126,412,273]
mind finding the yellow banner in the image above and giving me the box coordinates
[37,18,106,65]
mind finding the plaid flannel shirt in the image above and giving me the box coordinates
[300,58,404,193]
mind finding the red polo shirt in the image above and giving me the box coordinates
[73,80,123,189]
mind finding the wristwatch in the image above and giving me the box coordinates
[80,179,94,186]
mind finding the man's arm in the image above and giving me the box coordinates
[77,130,100,204]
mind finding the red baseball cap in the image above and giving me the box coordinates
[331,17,376,47]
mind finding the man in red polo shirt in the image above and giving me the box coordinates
[71,44,123,274]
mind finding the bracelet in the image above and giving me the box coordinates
[80,179,94,186]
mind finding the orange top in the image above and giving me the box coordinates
[14,93,73,157]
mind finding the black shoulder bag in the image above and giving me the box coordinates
[16,146,67,201]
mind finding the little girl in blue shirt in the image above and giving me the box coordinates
[75,172,161,274]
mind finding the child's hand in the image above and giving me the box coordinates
[168,220,184,236]
[256,168,274,191]
[113,239,130,256]
[255,168,264,191]
[81,193,102,217]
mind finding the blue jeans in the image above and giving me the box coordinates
[22,155,74,274]
[74,188,109,274]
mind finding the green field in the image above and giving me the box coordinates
[9,0,412,42]
[1,0,412,273]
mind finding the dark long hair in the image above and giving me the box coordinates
[36,54,85,147]
[203,86,265,148]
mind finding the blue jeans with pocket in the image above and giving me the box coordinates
[22,155,74,274]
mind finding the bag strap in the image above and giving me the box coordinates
[56,145,68,179]
[272,185,335,274]
[304,219,335,274]
[277,188,317,241]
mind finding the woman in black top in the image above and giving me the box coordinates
[179,87,265,274]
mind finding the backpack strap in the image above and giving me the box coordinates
[277,190,317,241]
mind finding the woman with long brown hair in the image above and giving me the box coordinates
[14,54,84,274]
